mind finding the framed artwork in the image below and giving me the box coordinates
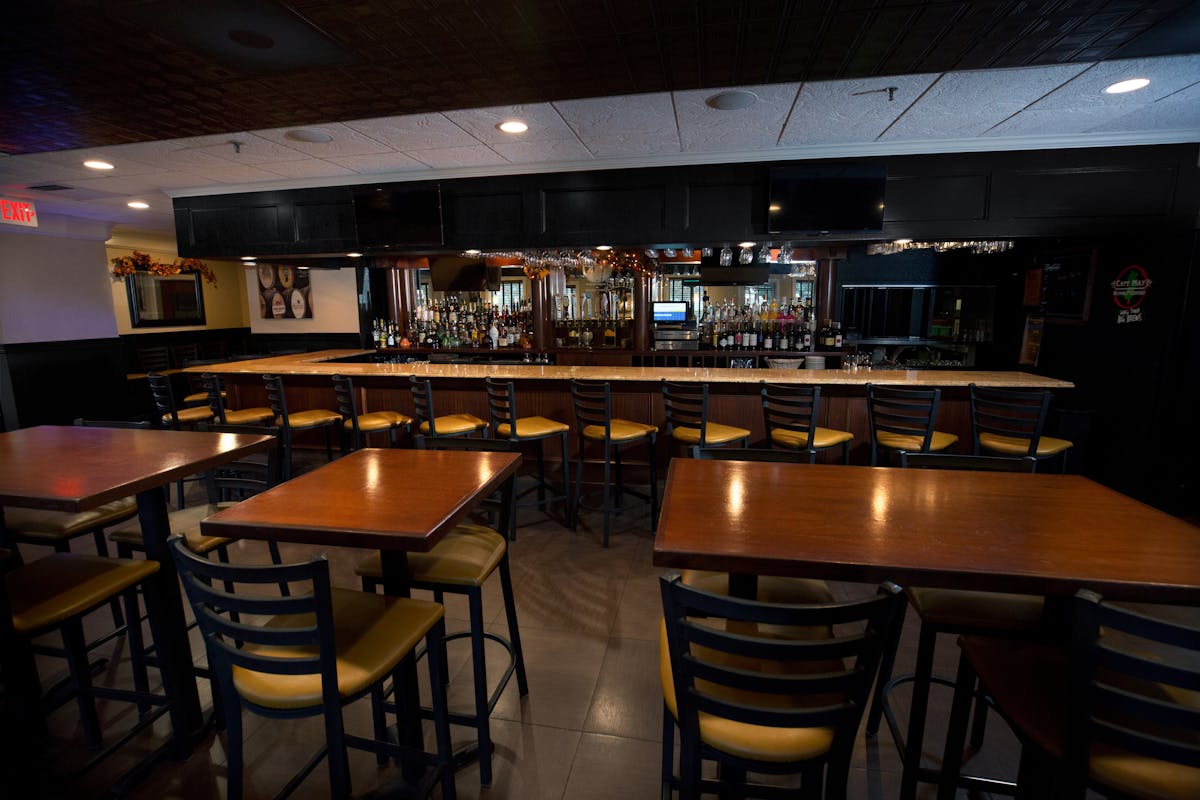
[126,271,206,328]
[257,265,313,319]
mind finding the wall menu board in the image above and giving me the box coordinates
[1038,248,1095,323]
[258,265,313,319]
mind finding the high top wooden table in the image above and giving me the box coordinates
[653,460,1200,603]
[0,425,276,754]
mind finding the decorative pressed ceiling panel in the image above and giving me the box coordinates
[3,0,1198,155]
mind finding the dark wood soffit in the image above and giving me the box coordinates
[3,0,1198,154]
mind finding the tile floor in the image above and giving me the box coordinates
[14,471,1034,800]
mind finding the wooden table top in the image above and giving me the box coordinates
[201,448,522,551]
[0,426,276,511]
[189,349,1073,389]
[653,460,1200,603]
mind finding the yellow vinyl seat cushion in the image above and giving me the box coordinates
[280,409,342,429]
[876,430,958,453]
[233,589,444,710]
[6,553,159,636]
[496,416,570,439]
[979,432,1073,457]
[770,427,854,450]
[582,419,658,443]
[3,498,137,542]
[184,389,224,405]
[659,619,841,763]
[356,523,505,588]
[224,407,275,425]
[109,502,237,556]
[347,410,412,432]
[681,570,835,605]
[670,421,751,446]
[960,637,1200,800]
[418,413,487,436]
[907,587,1044,631]
[167,406,214,426]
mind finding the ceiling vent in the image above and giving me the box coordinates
[28,183,74,192]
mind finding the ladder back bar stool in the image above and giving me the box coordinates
[866,384,958,466]
[760,381,854,463]
[485,376,572,533]
[149,373,213,508]
[332,374,412,452]
[970,384,1073,472]
[355,436,528,788]
[263,374,341,479]
[570,379,658,548]
[201,373,273,426]
[408,375,486,439]
[660,380,750,454]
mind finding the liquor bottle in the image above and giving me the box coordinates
[803,320,814,351]
[762,319,773,351]
[819,319,835,350]
[488,317,499,348]
[834,321,843,349]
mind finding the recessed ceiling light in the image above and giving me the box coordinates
[768,204,781,212]
[84,160,114,170]
[738,241,757,248]
[705,90,758,111]
[127,200,150,209]
[240,256,257,261]
[285,128,333,143]
[595,245,612,251]
[497,120,528,134]
[244,261,258,267]
[893,238,913,244]
[1104,78,1150,94]
[464,249,482,256]
[346,252,363,258]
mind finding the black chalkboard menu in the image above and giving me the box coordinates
[1038,248,1095,322]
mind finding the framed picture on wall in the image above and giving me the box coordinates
[1037,247,1095,324]
[258,265,313,319]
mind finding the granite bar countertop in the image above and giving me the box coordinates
[188,350,1074,389]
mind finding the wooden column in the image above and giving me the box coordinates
[816,257,839,325]
[633,269,652,351]
[530,271,550,351]
[382,256,426,334]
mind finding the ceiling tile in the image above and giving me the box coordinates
[257,159,360,179]
[408,145,509,168]
[779,74,940,146]
[69,171,222,194]
[252,122,394,156]
[163,132,312,165]
[443,103,581,144]
[325,152,428,173]
[198,163,301,184]
[880,64,1091,141]
[486,137,595,164]
[673,83,800,152]
[986,54,1200,136]
[554,93,681,156]
[1091,81,1200,132]
[343,113,482,151]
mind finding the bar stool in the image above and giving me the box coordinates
[149,373,213,507]
[866,384,958,466]
[970,384,1073,472]
[761,382,854,463]
[408,375,486,439]
[354,437,527,788]
[201,373,274,426]
[570,379,658,548]
[484,376,572,533]
[332,374,412,452]
[660,380,750,454]
[263,374,341,479]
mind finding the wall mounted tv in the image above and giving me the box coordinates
[429,256,501,292]
[698,255,769,286]
[767,164,886,234]
[352,183,444,248]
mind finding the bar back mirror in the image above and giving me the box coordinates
[126,271,206,327]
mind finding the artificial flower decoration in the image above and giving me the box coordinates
[111,250,218,286]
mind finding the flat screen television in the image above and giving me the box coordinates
[698,255,769,286]
[429,256,500,292]
[767,164,886,234]
[352,183,444,248]
[652,301,689,323]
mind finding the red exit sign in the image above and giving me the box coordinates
[0,197,38,227]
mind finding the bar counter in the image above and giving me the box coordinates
[187,351,1072,466]
[189,350,1073,389]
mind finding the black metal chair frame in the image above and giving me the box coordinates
[408,375,485,440]
[484,376,573,532]
[570,379,658,548]
[331,374,406,452]
[761,382,851,464]
[866,384,944,466]
[263,373,336,480]
[970,384,1068,473]
[868,450,1040,800]
[661,380,750,452]
[660,573,905,800]
[939,590,1200,800]
[149,372,213,508]
[172,537,456,800]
